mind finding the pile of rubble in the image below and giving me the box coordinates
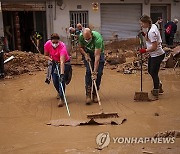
[4,51,47,77]
[154,130,180,138]
[162,46,180,68]
[104,39,180,74]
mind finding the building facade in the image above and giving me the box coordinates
[0,0,180,51]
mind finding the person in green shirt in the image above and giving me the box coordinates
[79,28,105,105]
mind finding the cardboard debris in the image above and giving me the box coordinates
[47,118,127,127]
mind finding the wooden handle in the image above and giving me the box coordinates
[88,61,103,111]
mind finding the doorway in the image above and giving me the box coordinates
[2,11,47,52]
[150,5,170,42]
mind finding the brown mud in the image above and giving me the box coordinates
[0,66,180,153]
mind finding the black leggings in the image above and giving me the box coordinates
[148,54,165,89]
[165,34,174,46]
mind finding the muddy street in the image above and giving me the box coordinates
[0,66,180,153]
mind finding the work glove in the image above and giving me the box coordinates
[139,48,147,54]
[59,74,64,83]
[85,54,91,62]
[91,71,98,81]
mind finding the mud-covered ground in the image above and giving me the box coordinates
[0,66,180,153]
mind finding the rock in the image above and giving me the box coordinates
[154,113,159,116]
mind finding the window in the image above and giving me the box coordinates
[69,11,88,28]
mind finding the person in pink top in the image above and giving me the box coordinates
[44,33,72,107]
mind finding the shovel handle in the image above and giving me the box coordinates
[88,61,103,111]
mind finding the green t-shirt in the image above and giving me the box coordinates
[79,31,104,54]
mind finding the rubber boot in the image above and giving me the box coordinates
[58,97,64,107]
[159,81,164,94]
[93,92,98,103]
[86,86,92,105]
[151,89,159,99]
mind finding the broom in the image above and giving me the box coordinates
[134,31,151,101]
[87,61,119,119]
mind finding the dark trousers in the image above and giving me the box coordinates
[83,53,105,95]
[51,62,72,98]
[0,52,4,75]
[165,34,174,46]
[148,54,165,89]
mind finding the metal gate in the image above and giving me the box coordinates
[101,4,142,41]
[69,11,88,28]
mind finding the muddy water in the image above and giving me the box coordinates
[0,66,180,153]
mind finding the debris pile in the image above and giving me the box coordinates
[105,38,139,51]
[104,39,180,74]
[163,46,180,68]
[154,130,180,138]
[104,39,146,74]
[4,51,47,76]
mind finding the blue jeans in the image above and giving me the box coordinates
[51,62,72,98]
[83,53,105,95]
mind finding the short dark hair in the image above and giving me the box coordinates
[51,33,60,40]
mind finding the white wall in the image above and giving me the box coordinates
[51,0,180,43]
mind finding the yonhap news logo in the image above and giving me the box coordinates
[96,132,111,149]
[96,132,175,149]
